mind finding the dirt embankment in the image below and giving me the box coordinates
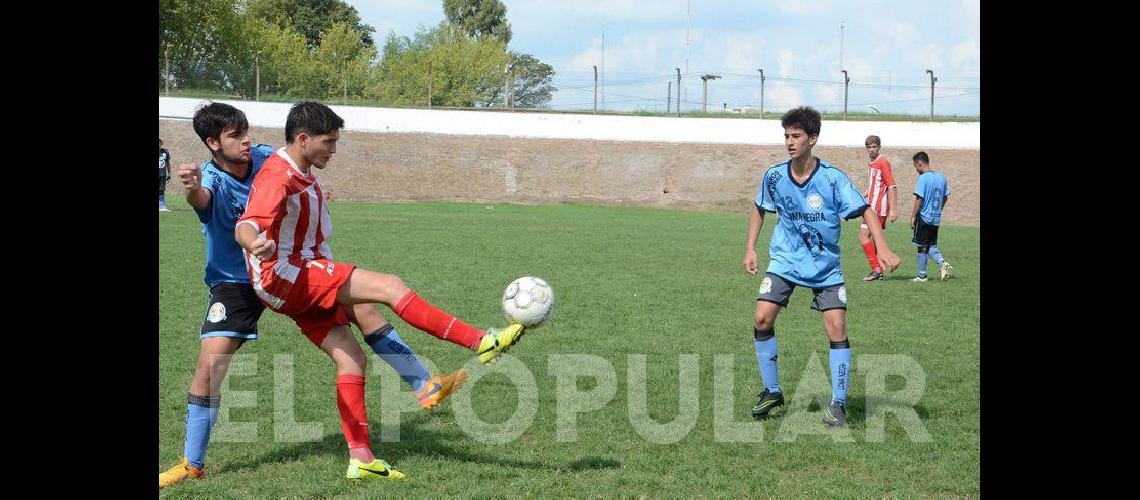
[159,121,979,226]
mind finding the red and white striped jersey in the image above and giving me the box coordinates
[237,148,333,309]
[866,155,896,217]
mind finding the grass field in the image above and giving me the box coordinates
[159,197,980,497]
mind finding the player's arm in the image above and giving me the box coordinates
[862,206,900,271]
[743,203,765,275]
[236,170,286,260]
[886,187,898,221]
[911,195,923,229]
[178,163,211,210]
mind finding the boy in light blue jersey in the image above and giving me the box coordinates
[743,106,901,428]
[909,151,952,282]
[160,102,464,489]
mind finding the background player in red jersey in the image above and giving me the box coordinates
[235,101,527,481]
[858,135,897,281]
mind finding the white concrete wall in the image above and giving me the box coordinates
[159,97,979,149]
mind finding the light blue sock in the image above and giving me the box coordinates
[160,194,167,208]
[365,325,430,393]
[829,341,851,406]
[753,329,780,393]
[929,245,945,266]
[184,394,220,469]
[916,252,929,277]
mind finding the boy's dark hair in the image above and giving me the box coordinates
[286,101,345,143]
[192,102,248,149]
[780,106,822,136]
[912,151,930,164]
[865,135,881,146]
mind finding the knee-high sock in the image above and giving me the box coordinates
[916,252,929,277]
[335,375,373,460]
[928,245,945,266]
[753,329,780,393]
[394,291,484,350]
[365,324,431,392]
[184,394,220,469]
[861,240,882,273]
[829,340,852,406]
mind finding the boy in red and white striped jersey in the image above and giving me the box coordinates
[235,101,526,481]
[858,135,897,281]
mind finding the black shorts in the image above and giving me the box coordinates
[200,283,266,340]
[756,272,848,311]
[912,215,940,247]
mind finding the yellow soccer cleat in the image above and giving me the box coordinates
[159,457,205,489]
[346,458,406,481]
[417,370,468,410]
[476,324,527,365]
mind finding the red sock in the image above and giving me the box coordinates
[394,291,485,350]
[861,240,882,273]
[335,374,373,460]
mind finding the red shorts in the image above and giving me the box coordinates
[860,213,889,231]
[277,259,357,347]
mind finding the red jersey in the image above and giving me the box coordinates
[866,155,896,217]
[237,148,334,310]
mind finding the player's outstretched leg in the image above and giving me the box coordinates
[318,325,406,481]
[160,337,244,489]
[348,304,467,409]
[821,310,850,428]
[751,300,785,419]
[336,268,526,365]
[857,224,884,281]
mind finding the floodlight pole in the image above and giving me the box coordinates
[667,80,672,115]
[841,69,849,120]
[926,69,937,121]
[593,65,598,114]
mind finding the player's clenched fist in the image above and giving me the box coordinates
[249,236,276,261]
[177,163,202,190]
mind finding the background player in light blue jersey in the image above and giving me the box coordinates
[742,106,901,428]
[160,102,463,489]
[909,151,952,282]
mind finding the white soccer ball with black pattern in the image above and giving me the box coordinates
[501,276,555,328]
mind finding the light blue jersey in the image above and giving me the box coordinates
[194,144,275,287]
[755,158,869,288]
[914,171,950,226]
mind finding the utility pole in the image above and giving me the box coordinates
[343,58,348,104]
[675,67,681,117]
[667,80,671,115]
[504,64,513,109]
[840,20,845,72]
[701,74,721,113]
[926,69,937,121]
[427,60,433,109]
[841,69,849,120]
[255,50,260,101]
[593,65,598,114]
[757,68,765,118]
[164,44,170,96]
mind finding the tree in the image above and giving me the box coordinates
[505,53,556,108]
[370,23,509,108]
[443,0,511,44]
[160,0,251,93]
[248,0,376,49]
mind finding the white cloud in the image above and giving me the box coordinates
[915,44,942,71]
[949,40,980,74]
[766,81,804,109]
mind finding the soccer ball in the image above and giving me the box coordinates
[501,276,555,328]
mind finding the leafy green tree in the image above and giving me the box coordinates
[504,53,556,108]
[247,0,376,49]
[160,0,251,93]
[370,23,509,108]
[443,0,511,44]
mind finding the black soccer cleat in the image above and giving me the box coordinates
[821,400,847,428]
[751,388,785,420]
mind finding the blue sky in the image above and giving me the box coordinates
[346,0,980,116]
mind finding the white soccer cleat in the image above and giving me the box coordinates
[911,275,928,283]
[939,261,952,281]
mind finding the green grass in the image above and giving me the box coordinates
[159,197,979,497]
